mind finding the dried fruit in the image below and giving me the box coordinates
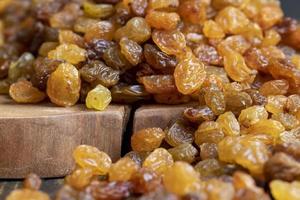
[47,63,81,107]
[270,180,300,200]
[163,161,200,196]
[217,112,240,136]
[86,84,112,111]
[131,128,166,152]
[174,55,206,95]
[120,37,143,66]
[73,145,112,175]
[168,143,198,163]
[143,148,174,175]
[109,157,139,181]
[9,80,46,103]
[146,11,180,30]
[48,44,86,65]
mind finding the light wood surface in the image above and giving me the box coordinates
[0,95,130,178]
[133,104,196,132]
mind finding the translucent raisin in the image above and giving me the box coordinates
[131,168,162,194]
[109,157,139,181]
[217,111,240,136]
[73,145,112,175]
[9,80,46,103]
[152,29,186,57]
[84,21,115,42]
[164,119,195,147]
[184,106,216,124]
[259,79,289,96]
[143,148,174,175]
[215,6,250,34]
[114,17,151,43]
[270,180,300,200]
[47,63,81,107]
[194,121,224,146]
[86,84,112,111]
[119,37,143,66]
[146,11,180,30]
[168,143,198,163]
[203,20,225,39]
[48,44,86,65]
[86,39,115,60]
[163,162,200,196]
[103,46,132,71]
[238,106,268,127]
[131,128,166,152]
[174,54,206,95]
[65,168,93,190]
[139,75,177,94]
[193,44,223,66]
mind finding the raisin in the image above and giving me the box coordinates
[103,46,132,71]
[259,79,289,96]
[65,168,93,190]
[119,37,143,66]
[168,143,198,163]
[48,44,86,65]
[109,157,139,181]
[23,173,42,191]
[148,0,179,10]
[218,135,270,176]
[255,3,283,30]
[86,39,115,60]
[184,106,216,124]
[6,189,50,200]
[193,44,223,66]
[164,119,195,147]
[194,159,225,178]
[89,180,133,200]
[143,44,177,74]
[152,29,186,57]
[47,63,81,107]
[238,106,268,127]
[130,0,148,17]
[84,21,115,42]
[146,11,180,30]
[194,121,224,146]
[264,152,300,182]
[86,84,112,111]
[131,168,162,194]
[73,145,112,175]
[58,30,84,48]
[114,17,151,43]
[215,6,249,34]
[142,148,174,175]
[80,60,120,87]
[247,119,285,138]
[49,3,80,29]
[111,84,151,103]
[138,187,178,200]
[131,128,166,152]
[174,54,206,95]
[203,19,225,39]
[270,180,300,200]
[163,162,200,196]
[272,113,300,130]
[217,112,240,136]
[178,0,207,25]
[83,1,115,19]
[202,75,226,115]
[139,75,177,94]
[200,143,218,160]
[9,80,46,103]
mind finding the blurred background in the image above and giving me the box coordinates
[281,0,300,19]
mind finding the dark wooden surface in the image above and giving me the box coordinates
[0,95,131,178]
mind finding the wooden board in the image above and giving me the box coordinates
[0,95,130,179]
[133,104,195,132]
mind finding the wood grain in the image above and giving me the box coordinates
[0,95,130,179]
[133,104,195,132]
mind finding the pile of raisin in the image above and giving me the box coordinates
[0,0,298,111]
[3,0,300,199]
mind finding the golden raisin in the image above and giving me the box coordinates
[131,128,166,152]
[72,145,112,175]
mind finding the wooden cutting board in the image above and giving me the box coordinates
[0,95,130,179]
